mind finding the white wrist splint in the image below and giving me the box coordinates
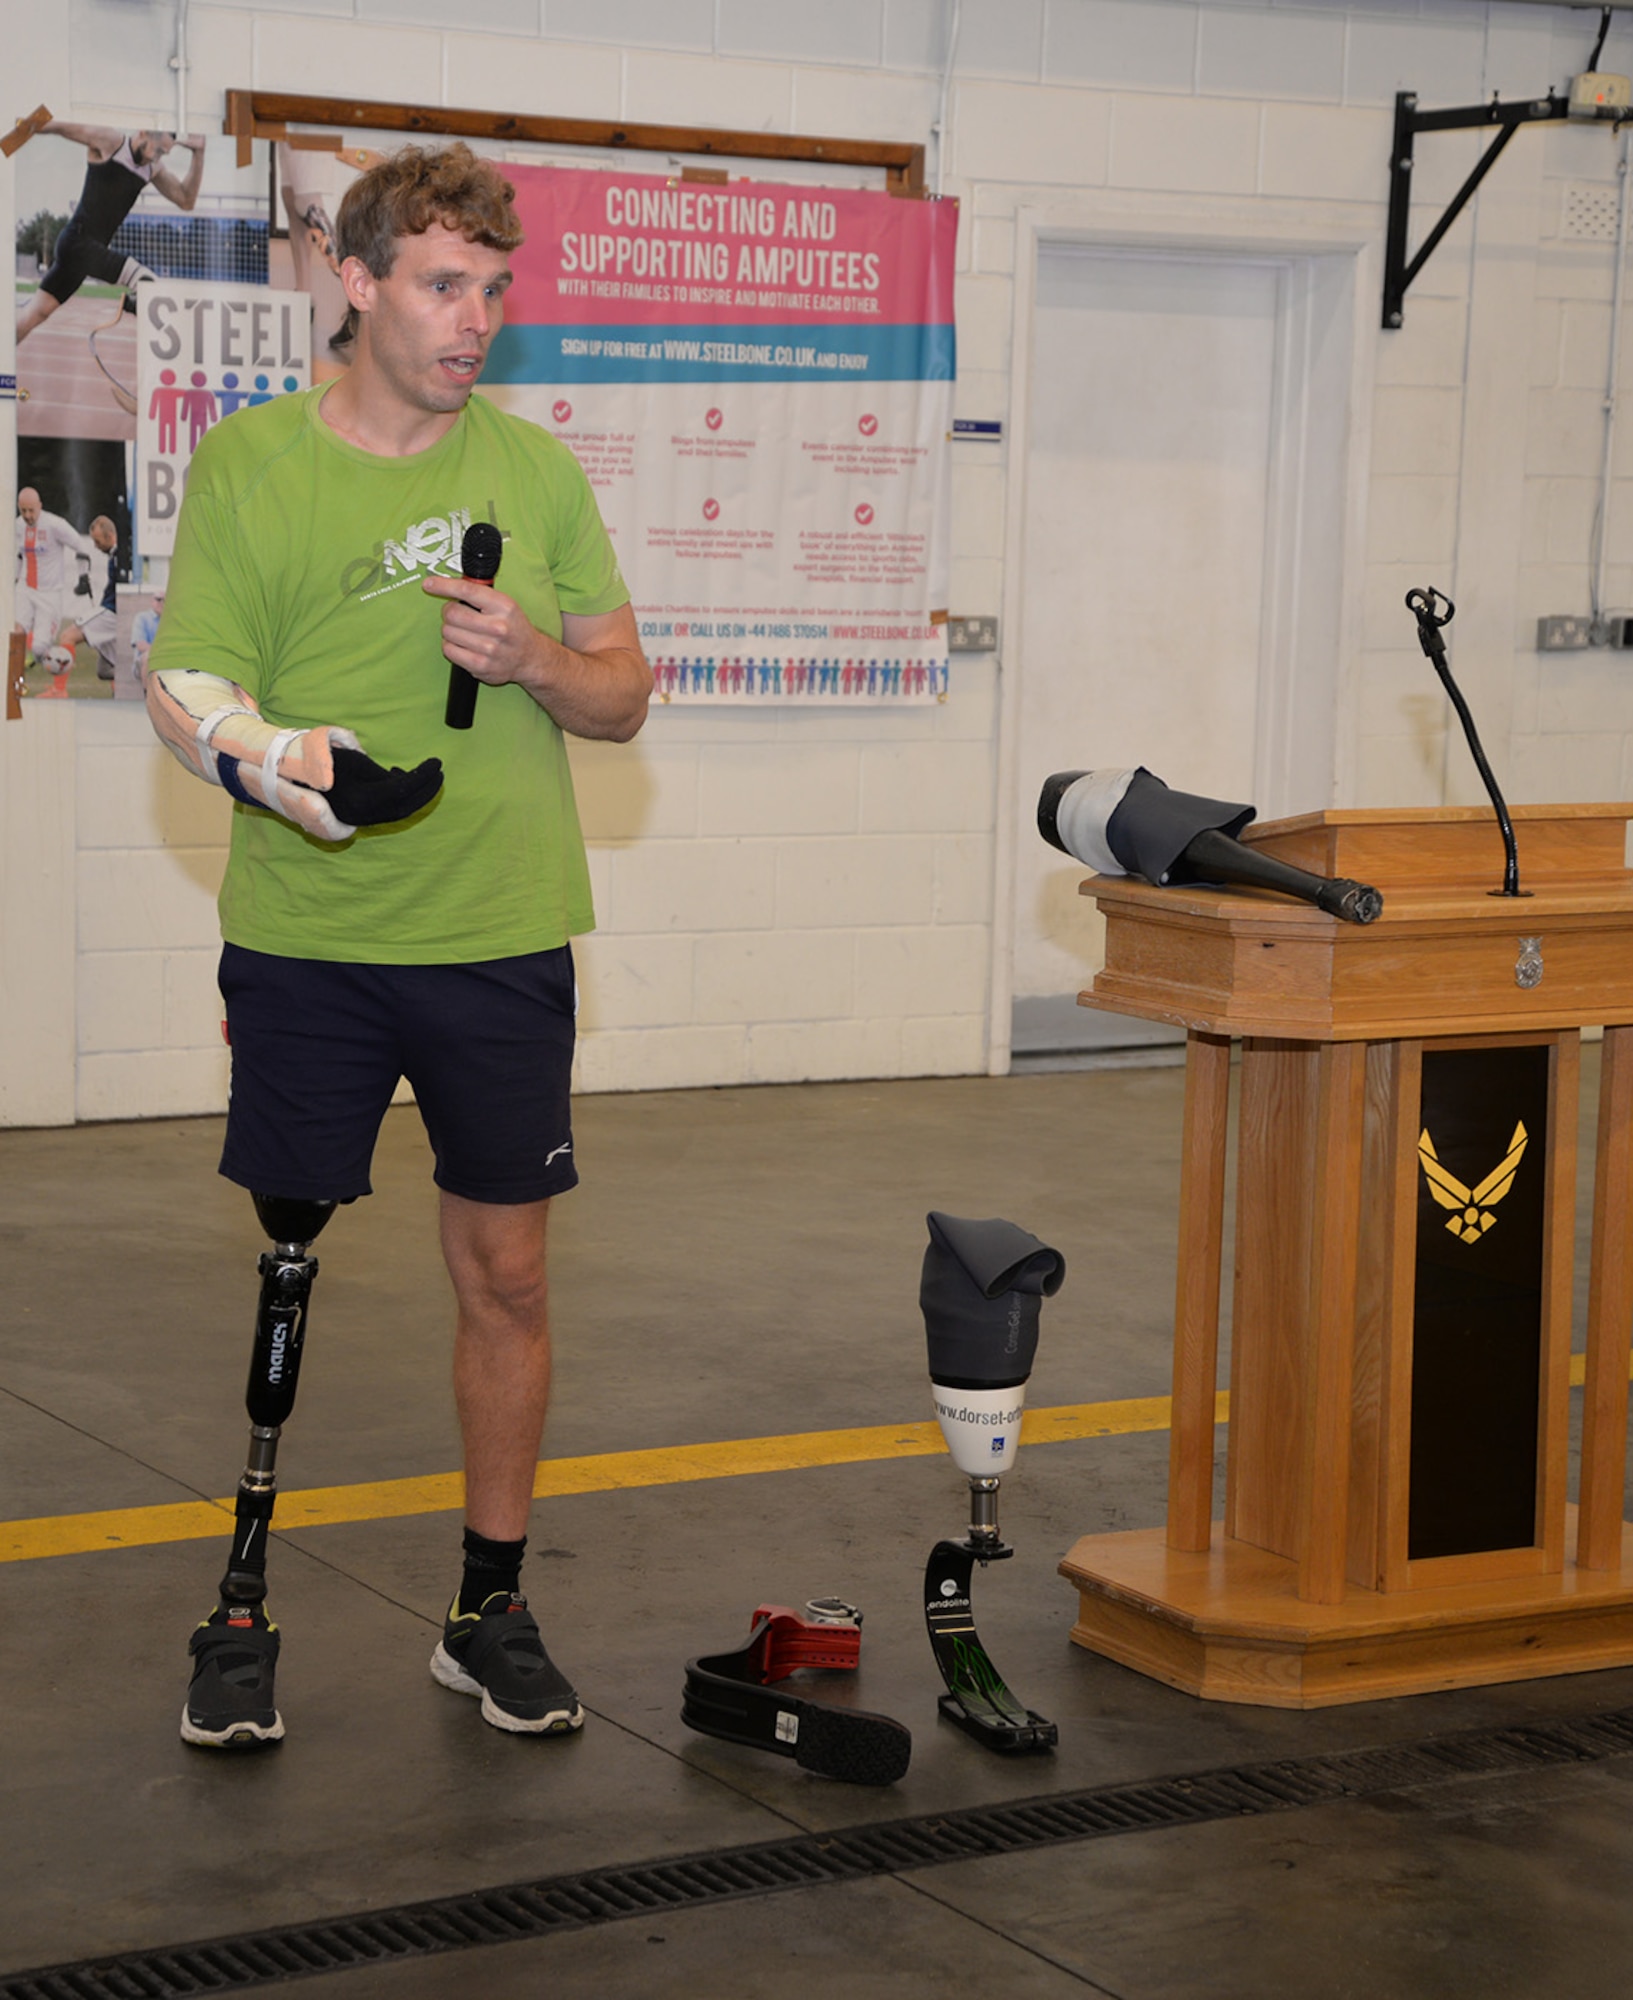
[147,668,363,842]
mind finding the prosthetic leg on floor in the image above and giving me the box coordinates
[920,1211,1064,1755]
[180,1194,334,1749]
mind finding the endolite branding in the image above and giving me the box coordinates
[265,1306,301,1385]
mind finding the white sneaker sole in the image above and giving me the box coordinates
[430,1640,583,1735]
[179,1701,285,1749]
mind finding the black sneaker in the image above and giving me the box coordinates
[430,1591,582,1736]
[180,1604,285,1749]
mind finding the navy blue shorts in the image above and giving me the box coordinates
[217,943,578,1206]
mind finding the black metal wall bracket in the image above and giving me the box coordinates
[1384,88,1572,328]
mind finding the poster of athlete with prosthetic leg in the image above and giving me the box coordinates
[15,122,205,377]
[145,142,651,1750]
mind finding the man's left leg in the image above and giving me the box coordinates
[430,1191,582,1735]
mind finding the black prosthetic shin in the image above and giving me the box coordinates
[216,1194,336,1608]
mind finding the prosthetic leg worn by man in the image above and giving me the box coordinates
[145,142,651,1750]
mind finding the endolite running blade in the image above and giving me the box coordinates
[923,1541,1057,1754]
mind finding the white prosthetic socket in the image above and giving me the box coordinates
[147,668,370,842]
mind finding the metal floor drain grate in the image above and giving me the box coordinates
[9,1704,1633,1997]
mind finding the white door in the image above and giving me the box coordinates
[1010,247,1283,1055]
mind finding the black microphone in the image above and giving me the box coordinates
[1038,767,1383,925]
[445,521,503,730]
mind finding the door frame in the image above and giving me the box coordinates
[988,194,1380,1074]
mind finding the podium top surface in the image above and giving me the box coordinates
[1080,804,1633,1040]
[1239,802,1633,892]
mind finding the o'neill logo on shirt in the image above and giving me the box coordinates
[340,506,505,602]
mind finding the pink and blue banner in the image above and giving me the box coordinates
[480,164,958,704]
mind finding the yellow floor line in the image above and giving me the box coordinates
[3,1352,1618,1568]
[0,1390,1222,1566]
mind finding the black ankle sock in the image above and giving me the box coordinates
[458,1529,526,1614]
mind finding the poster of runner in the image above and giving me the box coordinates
[482,164,957,705]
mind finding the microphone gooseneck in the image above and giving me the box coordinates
[1405,587,1524,898]
[445,522,504,731]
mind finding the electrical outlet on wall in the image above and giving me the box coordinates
[1537,615,1593,651]
[947,617,998,652]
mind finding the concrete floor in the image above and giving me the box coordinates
[4,1062,1633,1997]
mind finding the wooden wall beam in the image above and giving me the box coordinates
[225,89,925,192]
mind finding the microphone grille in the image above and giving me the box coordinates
[462,521,503,581]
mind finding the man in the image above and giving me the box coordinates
[16,125,204,345]
[146,144,650,1749]
[14,487,93,693]
[53,516,122,684]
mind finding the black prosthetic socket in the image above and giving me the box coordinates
[218,1196,336,1609]
[459,1528,526,1614]
[323,746,444,827]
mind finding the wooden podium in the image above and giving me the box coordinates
[1059,804,1633,1707]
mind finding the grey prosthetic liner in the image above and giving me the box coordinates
[1037,765,1383,925]
[922,1211,1065,1526]
[921,1213,1065,1754]
[216,1193,336,1609]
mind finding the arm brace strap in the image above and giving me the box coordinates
[149,668,361,842]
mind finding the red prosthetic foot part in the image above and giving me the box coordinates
[748,1602,862,1682]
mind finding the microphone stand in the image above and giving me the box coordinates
[1406,587,1525,897]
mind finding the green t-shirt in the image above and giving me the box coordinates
[151,386,629,963]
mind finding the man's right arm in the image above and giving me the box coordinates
[147,451,445,841]
[42,121,120,159]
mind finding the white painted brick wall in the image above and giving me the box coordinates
[444,38,622,121]
[14,0,1633,1127]
[355,0,537,33]
[544,0,716,57]
[1044,2,1199,95]
[1107,91,1260,196]
[623,50,794,131]
[1197,6,1347,104]
[717,0,886,70]
[955,82,1113,186]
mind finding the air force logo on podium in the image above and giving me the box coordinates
[1418,1120,1529,1243]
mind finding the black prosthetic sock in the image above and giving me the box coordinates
[458,1528,526,1613]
